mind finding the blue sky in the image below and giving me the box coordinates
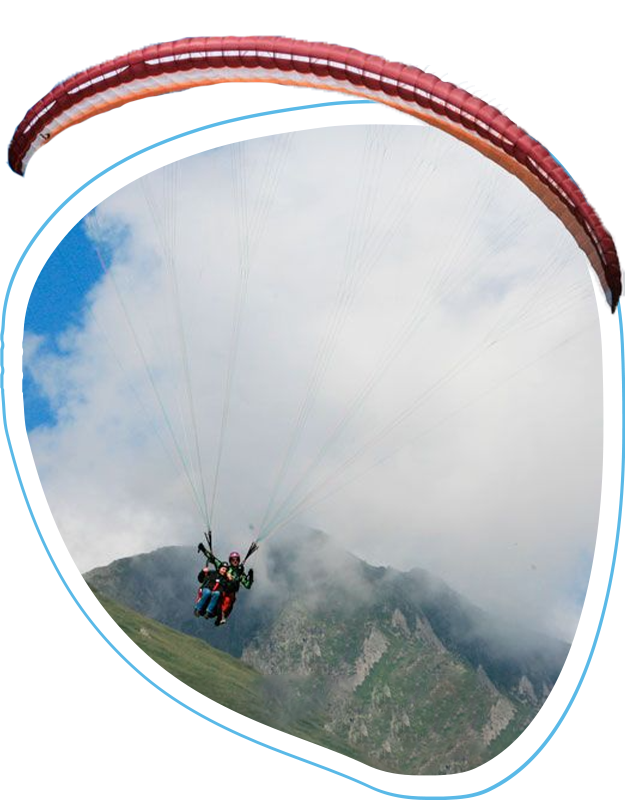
[23,220,105,430]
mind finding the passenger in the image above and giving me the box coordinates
[194,562,231,619]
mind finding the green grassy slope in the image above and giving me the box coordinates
[93,589,368,764]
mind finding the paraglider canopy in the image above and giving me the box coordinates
[7,35,621,310]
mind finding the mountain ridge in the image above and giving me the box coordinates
[85,529,569,773]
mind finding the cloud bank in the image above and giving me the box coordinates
[24,125,602,640]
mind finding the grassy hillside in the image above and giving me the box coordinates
[93,588,368,764]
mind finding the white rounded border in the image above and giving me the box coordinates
[4,104,622,797]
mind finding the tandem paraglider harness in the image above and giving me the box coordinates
[195,530,257,625]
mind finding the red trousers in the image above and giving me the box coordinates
[221,593,236,617]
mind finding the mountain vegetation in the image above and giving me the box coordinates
[86,530,569,774]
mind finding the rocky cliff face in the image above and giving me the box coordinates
[85,529,568,774]
[239,580,539,773]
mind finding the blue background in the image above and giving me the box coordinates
[0,98,625,800]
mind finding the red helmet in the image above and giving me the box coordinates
[229,551,241,562]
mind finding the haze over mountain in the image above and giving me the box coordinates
[86,530,569,774]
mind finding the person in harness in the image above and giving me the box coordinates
[197,536,255,625]
[194,562,232,619]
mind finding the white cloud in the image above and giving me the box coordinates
[24,125,602,641]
